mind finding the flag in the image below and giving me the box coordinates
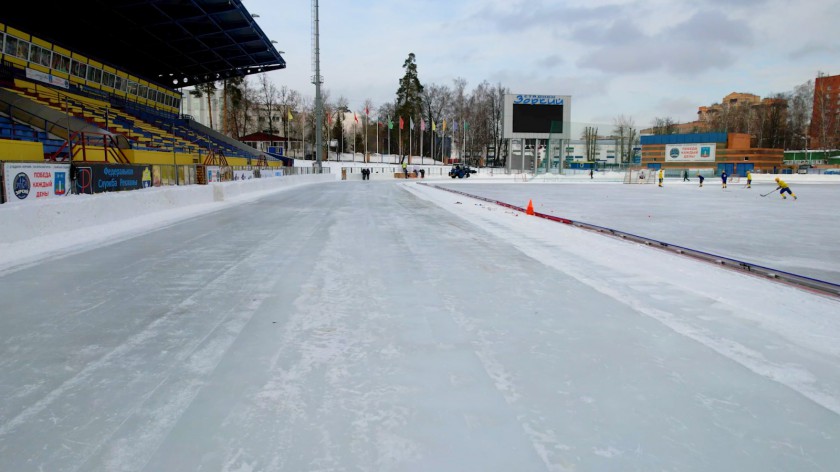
[287,109,293,121]
[365,106,369,116]
[442,119,447,132]
[388,118,394,130]
[453,120,458,132]
[464,121,469,131]
[410,117,414,130]
[399,116,404,130]
[432,121,436,132]
[327,113,332,125]
[421,118,426,131]
[354,112,359,123]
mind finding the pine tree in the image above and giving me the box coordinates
[395,53,424,153]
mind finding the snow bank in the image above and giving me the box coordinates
[0,174,334,270]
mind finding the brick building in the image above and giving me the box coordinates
[640,132,784,176]
[809,74,840,149]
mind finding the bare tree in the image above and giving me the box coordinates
[258,74,279,135]
[489,83,507,166]
[789,79,813,149]
[582,126,599,162]
[613,115,636,164]
[229,77,258,139]
[377,101,396,155]
[452,77,467,159]
[651,117,678,135]
[421,83,452,161]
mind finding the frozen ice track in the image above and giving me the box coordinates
[422,183,840,299]
[1,181,839,471]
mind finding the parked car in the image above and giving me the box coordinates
[448,164,477,178]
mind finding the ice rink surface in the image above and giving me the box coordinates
[1,180,838,471]
[440,180,840,285]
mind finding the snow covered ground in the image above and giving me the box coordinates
[1,178,838,471]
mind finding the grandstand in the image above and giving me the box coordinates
[0,0,285,167]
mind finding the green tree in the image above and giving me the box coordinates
[222,76,245,138]
[189,81,218,130]
[395,53,424,154]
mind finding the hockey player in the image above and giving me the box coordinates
[698,173,705,187]
[746,170,752,188]
[721,171,728,189]
[774,177,797,200]
[658,169,664,187]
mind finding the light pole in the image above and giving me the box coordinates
[312,0,324,171]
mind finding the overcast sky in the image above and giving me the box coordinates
[247,0,837,128]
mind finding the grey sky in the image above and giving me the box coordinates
[249,0,837,128]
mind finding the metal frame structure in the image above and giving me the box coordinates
[1,0,285,89]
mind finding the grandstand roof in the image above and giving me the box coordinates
[240,132,289,142]
[2,0,285,90]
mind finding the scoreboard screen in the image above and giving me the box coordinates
[512,104,564,134]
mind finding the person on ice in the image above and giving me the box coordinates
[698,173,704,187]
[721,171,728,189]
[658,169,664,187]
[774,177,797,200]
[746,170,752,188]
[683,169,689,182]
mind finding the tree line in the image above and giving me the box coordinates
[188,56,829,165]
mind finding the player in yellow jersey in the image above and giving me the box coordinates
[746,170,752,188]
[658,169,664,187]
[773,177,797,200]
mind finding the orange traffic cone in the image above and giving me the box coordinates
[526,200,534,215]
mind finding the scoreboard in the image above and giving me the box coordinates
[503,94,571,140]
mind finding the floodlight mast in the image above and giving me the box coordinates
[312,0,324,171]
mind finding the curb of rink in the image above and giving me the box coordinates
[420,183,840,299]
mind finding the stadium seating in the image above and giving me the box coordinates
[2,78,259,161]
[0,111,66,158]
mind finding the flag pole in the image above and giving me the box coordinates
[420,118,424,164]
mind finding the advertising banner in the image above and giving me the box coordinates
[25,68,69,89]
[233,170,254,181]
[206,166,222,183]
[261,168,285,178]
[2,162,70,204]
[74,163,152,194]
[665,143,716,162]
